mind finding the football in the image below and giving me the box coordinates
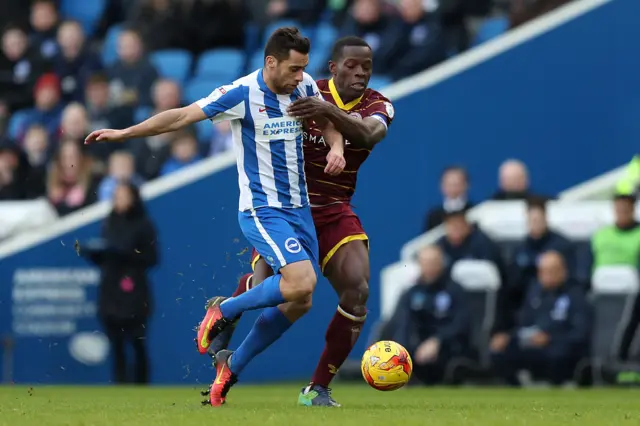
[361,340,413,391]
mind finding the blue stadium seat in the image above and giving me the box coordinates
[263,20,301,42]
[368,76,392,91]
[195,49,244,81]
[313,22,338,49]
[134,106,153,123]
[183,78,225,105]
[102,24,123,66]
[249,51,264,73]
[194,120,214,144]
[60,0,107,37]
[7,109,30,140]
[150,49,193,84]
[473,17,509,47]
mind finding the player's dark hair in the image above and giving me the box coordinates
[331,36,371,61]
[526,196,548,213]
[264,27,310,61]
[441,165,468,182]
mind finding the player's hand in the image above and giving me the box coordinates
[84,129,127,144]
[529,331,550,347]
[325,148,345,176]
[287,97,331,120]
[415,338,440,365]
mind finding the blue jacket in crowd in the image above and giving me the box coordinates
[518,282,593,356]
[392,276,471,355]
[437,225,507,284]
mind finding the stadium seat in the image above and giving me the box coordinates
[590,266,640,382]
[150,50,193,84]
[194,120,214,144]
[195,49,244,81]
[102,24,123,66]
[134,106,153,123]
[249,51,264,73]
[472,17,509,47]
[183,78,225,105]
[450,259,501,368]
[60,0,107,37]
[7,109,30,140]
[368,76,392,91]
[263,20,301,42]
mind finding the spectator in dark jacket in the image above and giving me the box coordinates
[81,182,158,384]
[339,0,392,58]
[493,197,577,338]
[0,24,50,112]
[29,0,59,60]
[127,0,190,52]
[424,166,473,232]
[17,73,64,142]
[376,0,447,80]
[437,209,507,284]
[107,28,158,108]
[53,20,103,103]
[491,251,592,386]
[392,245,471,385]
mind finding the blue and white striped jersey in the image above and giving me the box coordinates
[196,69,323,212]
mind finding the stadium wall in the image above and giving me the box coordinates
[0,0,638,385]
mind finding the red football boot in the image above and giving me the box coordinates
[196,297,232,354]
[200,350,238,407]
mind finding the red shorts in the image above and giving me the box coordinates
[251,203,369,274]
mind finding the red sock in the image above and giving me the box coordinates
[232,273,253,297]
[310,305,366,387]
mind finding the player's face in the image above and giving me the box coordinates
[268,50,308,94]
[331,46,373,100]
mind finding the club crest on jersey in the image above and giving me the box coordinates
[284,238,302,254]
[385,102,394,119]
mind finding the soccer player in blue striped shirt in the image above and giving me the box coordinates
[85,27,345,406]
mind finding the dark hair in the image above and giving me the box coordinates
[110,181,146,219]
[443,207,469,221]
[331,36,371,61]
[3,23,28,35]
[441,165,468,182]
[264,27,310,61]
[32,0,57,7]
[87,73,109,85]
[526,196,548,213]
[614,193,636,203]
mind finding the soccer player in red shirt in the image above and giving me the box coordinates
[206,36,395,407]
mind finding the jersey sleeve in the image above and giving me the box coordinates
[299,73,324,101]
[195,84,246,124]
[365,95,395,129]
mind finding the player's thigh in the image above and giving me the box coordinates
[320,212,370,292]
[290,206,320,271]
[250,248,275,284]
[238,208,311,274]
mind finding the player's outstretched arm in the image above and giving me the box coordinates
[85,104,207,144]
[288,97,387,149]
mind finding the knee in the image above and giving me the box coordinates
[338,278,369,316]
[285,266,317,300]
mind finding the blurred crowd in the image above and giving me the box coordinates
[0,0,575,218]
[381,160,640,386]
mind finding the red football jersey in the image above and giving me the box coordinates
[303,78,395,206]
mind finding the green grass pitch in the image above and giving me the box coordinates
[1,384,639,426]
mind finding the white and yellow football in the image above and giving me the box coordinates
[361,340,413,391]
